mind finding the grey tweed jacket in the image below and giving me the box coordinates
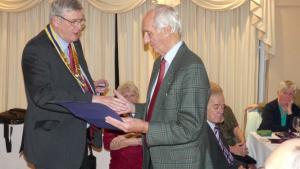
[136,42,213,169]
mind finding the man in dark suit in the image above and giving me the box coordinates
[206,82,245,169]
[106,5,212,169]
[21,0,127,169]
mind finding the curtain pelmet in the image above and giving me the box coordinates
[191,0,247,11]
[0,0,42,12]
[87,0,146,13]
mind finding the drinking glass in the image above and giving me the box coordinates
[292,116,300,137]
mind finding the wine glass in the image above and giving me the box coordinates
[292,116,300,137]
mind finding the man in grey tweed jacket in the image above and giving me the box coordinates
[106,4,213,169]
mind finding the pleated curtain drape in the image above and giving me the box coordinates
[0,0,274,127]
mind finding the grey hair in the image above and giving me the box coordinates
[152,4,182,34]
[49,0,83,19]
[278,80,297,93]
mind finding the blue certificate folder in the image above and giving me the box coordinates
[54,101,122,130]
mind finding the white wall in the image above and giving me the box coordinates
[266,0,300,100]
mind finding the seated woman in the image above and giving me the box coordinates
[103,81,143,169]
[258,80,300,132]
[220,105,257,169]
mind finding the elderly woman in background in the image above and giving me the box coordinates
[258,80,300,132]
[103,81,143,169]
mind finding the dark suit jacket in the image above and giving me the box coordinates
[258,99,300,132]
[135,43,213,169]
[207,123,240,169]
[22,27,101,169]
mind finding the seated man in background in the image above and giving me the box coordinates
[220,105,257,169]
[103,81,143,169]
[207,82,246,169]
[258,80,300,132]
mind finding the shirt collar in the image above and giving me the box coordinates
[207,120,216,130]
[52,30,69,52]
[162,41,182,64]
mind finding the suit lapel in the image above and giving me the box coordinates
[73,41,95,91]
[148,43,188,120]
[160,43,187,93]
[207,123,230,169]
[44,26,95,92]
[144,59,160,119]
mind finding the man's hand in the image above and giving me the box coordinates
[105,116,149,133]
[92,95,130,114]
[110,134,142,150]
[238,165,246,169]
[287,99,294,115]
[229,143,248,157]
[114,90,135,114]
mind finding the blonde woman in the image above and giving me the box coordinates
[103,82,143,169]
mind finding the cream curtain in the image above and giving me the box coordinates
[87,0,146,13]
[180,0,258,125]
[0,0,42,12]
[0,1,49,110]
[80,1,116,92]
[250,0,275,59]
[191,0,247,10]
[117,0,155,102]
[0,0,275,127]
[117,0,258,125]
[0,0,146,13]
[153,0,181,7]
[0,0,115,110]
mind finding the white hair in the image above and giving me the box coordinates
[152,5,182,35]
[278,80,297,93]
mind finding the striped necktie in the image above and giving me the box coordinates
[214,126,234,166]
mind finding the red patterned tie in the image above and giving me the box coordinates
[69,44,97,142]
[68,44,76,73]
[68,44,92,93]
[146,58,166,121]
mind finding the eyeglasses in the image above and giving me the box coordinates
[56,15,86,28]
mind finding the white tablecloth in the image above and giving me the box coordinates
[246,132,279,168]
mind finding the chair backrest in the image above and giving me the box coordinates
[244,109,262,139]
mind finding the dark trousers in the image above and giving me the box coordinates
[79,144,88,169]
[36,144,88,169]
